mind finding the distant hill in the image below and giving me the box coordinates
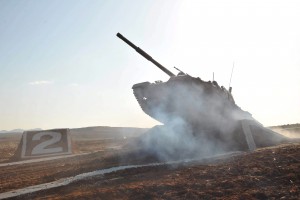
[269,123,300,129]
[70,126,149,140]
[0,128,42,134]
[0,129,23,134]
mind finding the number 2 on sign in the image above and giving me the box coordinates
[31,132,63,155]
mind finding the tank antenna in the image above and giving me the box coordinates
[228,62,234,91]
[213,72,214,81]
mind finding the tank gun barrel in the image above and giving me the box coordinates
[117,33,175,77]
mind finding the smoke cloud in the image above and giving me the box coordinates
[128,77,290,162]
[130,78,255,162]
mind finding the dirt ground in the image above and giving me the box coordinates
[0,133,22,163]
[0,126,299,200]
[0,141,299,199]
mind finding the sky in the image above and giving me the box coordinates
[0,0,299,130]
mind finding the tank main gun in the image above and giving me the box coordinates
[117,33,175,77]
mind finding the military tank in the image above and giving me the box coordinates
[117,33,288,153]
[117,33,252,132]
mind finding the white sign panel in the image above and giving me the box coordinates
[21,129,72,159]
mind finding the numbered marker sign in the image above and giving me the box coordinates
[21,129,72,159]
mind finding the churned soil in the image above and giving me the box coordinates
[6,141,300,200]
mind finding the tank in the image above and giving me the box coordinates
[117,33,289,153]
[117,33,252,133]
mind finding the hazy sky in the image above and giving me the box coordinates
[0,0,299,130]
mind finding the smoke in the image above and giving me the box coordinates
[138,119,232,162]
[131,79,253,162]
[128,77,291,162]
